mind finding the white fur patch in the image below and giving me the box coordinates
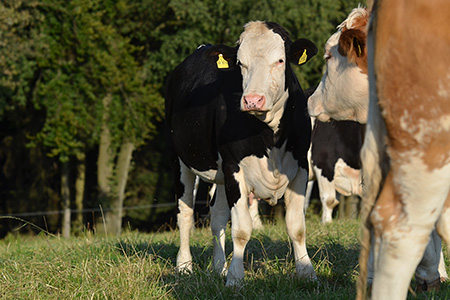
[334,158,362,196]
[236,142,298,205]
[237,21,288,127]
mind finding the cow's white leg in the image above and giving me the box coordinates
[226,195,253,286]
[315,167,338,224]
[438,248,448,282]
[369,229,447,291]
[285,168,317,279]
[249,193,263,230]
[370,168,450,300]
[210,184,230,275]
[304,180,315,212]
[176,162,196,273]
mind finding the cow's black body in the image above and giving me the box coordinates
[311,120,365,182]
[165,21,317,285]
[165,44,311,208]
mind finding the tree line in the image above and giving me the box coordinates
[0,0,362,237]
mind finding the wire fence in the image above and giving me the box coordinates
[0,201,209,218]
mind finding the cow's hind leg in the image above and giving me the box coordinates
[415,229,444,292]
[315,167,338,224]
[370,167,450,300]
[285,168,317,279]
[249,193,263,230]
[210,184,230,275]
[176,161,196,273]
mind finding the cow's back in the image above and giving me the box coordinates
[165,45,240,173]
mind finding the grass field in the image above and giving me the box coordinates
[1,214,450,299]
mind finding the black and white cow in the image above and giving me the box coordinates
[165,21,317,286]
[307,119,365,223]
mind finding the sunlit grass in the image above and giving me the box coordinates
[1,214,449,299]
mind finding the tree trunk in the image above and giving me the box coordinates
[61,161,71,238]
[105,141,134,236]
[338,194,360,219]
[97,93,114,235]
[344,194,360,219]
[74,152,86,231]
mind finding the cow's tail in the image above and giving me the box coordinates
[356,95,388,299]
[356,4,389,297]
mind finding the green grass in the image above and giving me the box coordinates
[1,215,450,299]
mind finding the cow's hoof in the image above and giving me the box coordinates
[225,276,244,288]
[296,262,317,281]
[214,263,228,277]
[416,277,441,293]
[176,262,193,274]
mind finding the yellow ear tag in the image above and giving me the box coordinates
[298,49,308,65]
[217,54,229,69]
[357,43,362,57]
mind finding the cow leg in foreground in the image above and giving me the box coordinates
[210,184,230,275]
[370,168,450,299]
[285,168,317,279]
[367,229,448,290]
[176,161,197,272]
[226,187,253,286]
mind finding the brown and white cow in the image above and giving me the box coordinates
[308,6,369,123]
[357,1,450,299]
[307,5,448,297]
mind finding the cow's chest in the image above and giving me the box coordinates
[236,144,298,205]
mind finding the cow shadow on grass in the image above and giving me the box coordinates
[115,229,359,288]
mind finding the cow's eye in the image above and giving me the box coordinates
[238,60,248,69]
[278,59,284,64]
[324,53,332,62]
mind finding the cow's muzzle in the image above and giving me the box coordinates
[242,94,266,111]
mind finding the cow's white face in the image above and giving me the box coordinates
[237,22,288,121]
[308,31,369,124]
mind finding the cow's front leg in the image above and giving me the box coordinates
[210,184,230,275]
[176,162,196,273]
[370,170,447,300]
[226,188,252,286]
[285,168,317,280]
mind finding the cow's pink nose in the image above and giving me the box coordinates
[243,94,265,111]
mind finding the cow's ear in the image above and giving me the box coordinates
[289,39,318,66]
[204,45,238,70]
[338,29,366,61]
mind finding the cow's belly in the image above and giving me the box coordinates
[189,156,224,184]
[334,158,362,196]
[237,149,299,205]
[191,168,223,184]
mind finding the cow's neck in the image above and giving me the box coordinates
[256,90,289,134]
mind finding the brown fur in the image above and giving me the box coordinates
[370,172,404,235]
[338,29,368,74]
[339,8,370,74]
[357,0,450,298]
